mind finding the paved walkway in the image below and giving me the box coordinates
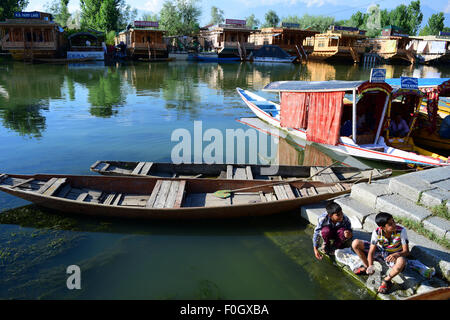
[301,166,450,300]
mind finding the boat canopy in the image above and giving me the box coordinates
[385,78,450,88]
[391,86,425,98]
[264,80,366,92]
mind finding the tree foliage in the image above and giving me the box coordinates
[45,0,71,26]
[282,14,334,33]
[263,10,279,28]
[80,0,136,32]
[159,0,201,36]
[419,12,445,36]
[246,14,260,29]
[209,6,224,25]
[0,0,29,21]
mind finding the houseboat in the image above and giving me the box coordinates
[0,11,65,61]
[408,32,450,65]
[67,30,105,60]
[308,26,366,63]
[249,23,319,61]
[369,26,415,64]
[115,21,168,60]
[236,76,449,166]
[197,19,255,61]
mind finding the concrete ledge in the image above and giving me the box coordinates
[414,167,450,184]
[376,194,432,222]
[363,213,379,233]
[423,216,450,239]
[350,180,391,209]
[433,180,450,191]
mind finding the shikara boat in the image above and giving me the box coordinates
[0,173,353,220]
[90,161,392,183]
[386,86,449,159]
[237,81,449,166]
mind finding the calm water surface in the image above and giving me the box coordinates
[0,59,449,299]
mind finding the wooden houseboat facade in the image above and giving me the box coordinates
[369,26,415,64]
[249,23,319,60]
[0,11,65,61]
[308,26,366,63]
[198,19,255,60]
[115,21,168,60]
[408,33,450,65]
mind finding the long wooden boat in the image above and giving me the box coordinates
[406,287,450,300]
[0,173,353,220]
[90,161,392,183]
[237,83,449,166]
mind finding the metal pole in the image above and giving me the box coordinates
[374,94,390,144]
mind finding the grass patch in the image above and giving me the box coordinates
[431,201,450,220]
[395,216,450,250]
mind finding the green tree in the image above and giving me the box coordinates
[210,6,224,25]
[419,12,445,36]
[263,10,279,27]
[298,14,334,32]
[45,0,71,26]
[141,13,159,22]
[246,14,260,29]
[347,11,366,29]
[160,0,201,36]
[406,0,423,35]
[80,0,136,32]
[0,0,29,21]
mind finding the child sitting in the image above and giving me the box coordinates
[351,212,409,294]
[313,201,353,260]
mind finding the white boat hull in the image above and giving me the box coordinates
[237,88,449,167]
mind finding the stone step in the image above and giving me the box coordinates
[375,194,432,223]
[334,196,375,229]
[350,180,391,209]
[406,229,450,282]
[388,175,434,203]
[423,216,450,239]
[420,188,450,208]
[300,203,326,226]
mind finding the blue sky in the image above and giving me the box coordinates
[26,0,450,27]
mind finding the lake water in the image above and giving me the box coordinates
[0,59,449,299]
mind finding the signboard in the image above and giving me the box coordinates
[134,21,159,28]
[281,22,300,29]
[400,77,418,89]
[225,19,246,26]
[439,31,450,37]
[14,12,41,19]
[370,68,386,83]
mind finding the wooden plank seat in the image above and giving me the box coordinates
[0,174,8,184]
[132,162,146,175]
[42,178,67,196]
[273,183,296,200]
[11,178,35,189]
[139,162,153,176]
[146,180,186,208]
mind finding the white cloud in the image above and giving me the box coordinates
[144,0,165,13]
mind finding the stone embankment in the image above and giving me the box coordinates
[301,166,450,300]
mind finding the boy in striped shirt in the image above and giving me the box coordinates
[351,212,409,294]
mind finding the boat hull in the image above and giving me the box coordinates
[0,174,351,220]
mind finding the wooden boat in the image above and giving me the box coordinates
[90,161,392,183]
[406,287,450,300]
[237,82,450,166]
[0,173,353,220]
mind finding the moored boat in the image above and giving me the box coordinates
[0,173,353,220]
[237,80,449,166]
[90,161,392,183]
